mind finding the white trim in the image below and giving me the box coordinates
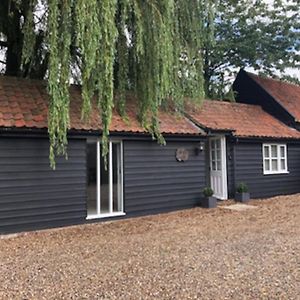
[209,135,228,200]
[119,141,124,212]
[86,212,126,220]
[87,139,124,219]
[262,143,288,175]
[108,141,113,214]
[220,136,228,200]
[96,140,101,215]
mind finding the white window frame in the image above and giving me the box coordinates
[86,139,125,220]
[262,143,288,175]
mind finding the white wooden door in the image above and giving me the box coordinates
[209,136,228,200]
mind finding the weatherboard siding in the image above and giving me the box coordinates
[226,139,236,198]
[0,137,87,234]
[233,141,300,198]
[123,140,206,216]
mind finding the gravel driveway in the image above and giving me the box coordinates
[0,194,299,300]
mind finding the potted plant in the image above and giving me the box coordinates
[235,183,250,203]
[201,187,217,208]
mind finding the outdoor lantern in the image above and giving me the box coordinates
[195,141,205,155]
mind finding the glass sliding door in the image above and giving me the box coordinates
[87,140,97,216]
[112,142,123,213]
[86,139,124,219]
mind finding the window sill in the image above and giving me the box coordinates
[263,171,289,175]
[86,212,126,220]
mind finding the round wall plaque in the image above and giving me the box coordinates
[176,148,189,162]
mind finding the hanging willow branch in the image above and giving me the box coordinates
[47,0,72,168]
[22,0,38,70]
[22,0,207,168]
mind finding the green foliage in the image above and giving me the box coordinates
[203,187,214,197]
[20,0,206,167]
[202,0,300,99]
[236,182,249,193]
[2,0,299,167]
[47,0,72,168]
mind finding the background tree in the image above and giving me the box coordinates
[202,0,300,99]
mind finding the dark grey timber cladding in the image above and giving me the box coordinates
[123,140,206,216]
[0,137,87,234]
[234,141,300,198]
[226,139,235,198]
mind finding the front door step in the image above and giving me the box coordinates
[221,203,257,212]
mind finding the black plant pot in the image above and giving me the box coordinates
[235,192,250,203]
[201,196,217,208]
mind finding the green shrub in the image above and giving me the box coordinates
[203,187,214,197]
[236,182,249,193]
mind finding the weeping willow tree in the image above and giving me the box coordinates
[20,0,208,168]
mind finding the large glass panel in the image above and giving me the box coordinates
[112,142,122,212]
[100,150,109,214]
[87,140,97,216]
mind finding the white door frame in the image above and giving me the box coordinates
[87,139,125,220]
[209,135,228,200]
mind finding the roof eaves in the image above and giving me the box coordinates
[183,112,235,135]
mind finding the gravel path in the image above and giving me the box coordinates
[0,194,299,299]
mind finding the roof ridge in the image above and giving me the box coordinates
[0,75,82,89]
[203,99,263,109]
[245,71,300,89]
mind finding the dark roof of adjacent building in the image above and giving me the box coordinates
[0,76,202,135]
[247,72,300,122]
[185,100,300,139]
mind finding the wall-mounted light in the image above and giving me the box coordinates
[195,141,205,155]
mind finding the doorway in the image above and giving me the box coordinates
[209,136,228,200]
[87,139,124,219]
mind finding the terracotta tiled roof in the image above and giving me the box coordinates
[248,72,300,122]
[0,76,202,135]
[185,100,300,139]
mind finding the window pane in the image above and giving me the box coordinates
[211,140,215,150]
[216,139,221,149]
[211,149,215,161]
[217,160,221,171]
[280,146,285,158]
[264,146,270,158]
[271,145,278,158]
[212,161,216,171]
[281,159,286,171]
[216,149,221,160]
[264,159,270,171]
[271,159,278,171]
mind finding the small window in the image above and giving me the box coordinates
[263,144,288,175]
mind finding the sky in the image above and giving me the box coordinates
[0,0,299,81]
